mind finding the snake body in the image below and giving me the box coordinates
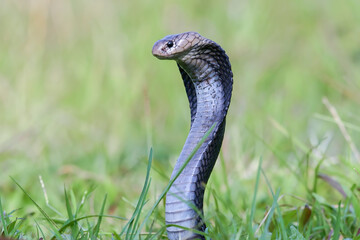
[152,32,233,240]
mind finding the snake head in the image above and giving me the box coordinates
[152,32,201,60]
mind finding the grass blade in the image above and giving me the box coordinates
[136,122,217,238]
[64,187,78,237]
[247,157,263,239]
[10,177,63,239]
[119,148,153,239]
[0,197,9,236]
[93,194,107,239]
[289,225,306,240]
[261,169,287,240]
[332,201,342,240]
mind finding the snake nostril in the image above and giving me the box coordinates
[166,40,174,48]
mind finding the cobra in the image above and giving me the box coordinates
[152,32,233,240]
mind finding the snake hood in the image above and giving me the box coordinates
[152,32,233,240]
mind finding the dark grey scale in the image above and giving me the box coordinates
[178,64,197,126]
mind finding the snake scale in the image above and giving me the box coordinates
[152,32,233,240]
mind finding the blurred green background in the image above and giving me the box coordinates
[0,0,359,237]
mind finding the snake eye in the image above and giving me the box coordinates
[166,40,174,48]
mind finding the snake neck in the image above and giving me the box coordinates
[165,47,232,240]
[171,74,226,178]
[173,46,232,182]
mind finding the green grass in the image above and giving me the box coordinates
[1,0,360,239]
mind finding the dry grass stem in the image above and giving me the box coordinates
[322,97,360,161]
